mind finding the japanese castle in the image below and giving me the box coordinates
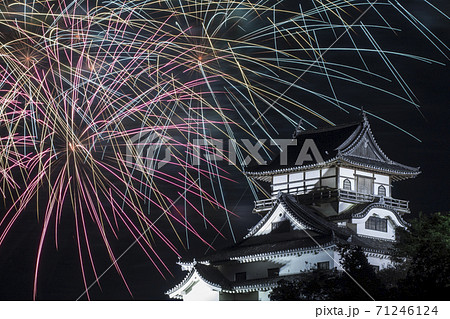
[166,114,419,301]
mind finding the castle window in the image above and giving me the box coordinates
[356,176,374,194]
[343,179,352,190]
[317,261,330,270]
[235,272,246,281]
[268,268,280,278]
[378,185,386,196]
[365,216,387,232]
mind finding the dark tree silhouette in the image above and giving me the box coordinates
[270,245,385,300]
[390,212,450,300]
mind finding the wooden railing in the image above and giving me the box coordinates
[338,189,409,212]
[253,198,276,214]
[338,189,374,202]
[252,188,409,214]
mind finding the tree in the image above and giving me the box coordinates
[270,212,450,301]
[391,212,450,300]
[269,269,339,301]
[334,245,385,300]
[269,245,384,300]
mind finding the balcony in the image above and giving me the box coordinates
[252,198,276,214]
[338,189,409,213]
[252,188,410,214]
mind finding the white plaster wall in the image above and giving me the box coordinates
[289,181,304,191]
[219,261,279,281]
[374,174,389,185]
[272,174,289,193]
[338,166,355,190]
[273,183,288,192]
[333,251,392,271]
[374,174,390,197]
[322,167,336,178]
[254,205,288,236]
[289,172,303,182]
[254,205,309,236]
[367,255,393,270]
[219,251,337,283]
[259,291,271,301]
[339,169,392,197]
[340,167,354,178]
[355,169,373,177]
[288,172,304,194]
[183,280,220,301]
[273,174,288,184]
[354,208,400,240]
[271,251,335,275]
[305,170,321,179]
[271,168,340,195]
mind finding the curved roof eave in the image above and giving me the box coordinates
[245,156,420,180]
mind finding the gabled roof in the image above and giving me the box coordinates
[198,232,336,264]
[328,201,409,227]
[244,193,334,238]
[245,115,420,181]
[167,193,398,298]
[165,263,231,298]
[183,194,393,265]
[167,265,313,296]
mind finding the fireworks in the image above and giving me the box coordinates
[0,0,447,299]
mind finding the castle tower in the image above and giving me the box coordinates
[166,115,419,301]
[246,113,419,240]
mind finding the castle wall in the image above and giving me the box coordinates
[338,167,391,197]
[353,207,400,241]
[182,280,220,301]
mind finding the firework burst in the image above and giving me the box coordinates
[0,0,447,299]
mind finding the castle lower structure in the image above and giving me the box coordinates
[166,115,419,301]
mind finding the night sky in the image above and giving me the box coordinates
[0,0,448,300]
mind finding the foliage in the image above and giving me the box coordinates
[334,245,385,300]
[390,212,450,300]
[269,270,339,301]
[269,245,384,300]
[270,213,450,300]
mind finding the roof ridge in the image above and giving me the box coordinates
[295,120,362,136]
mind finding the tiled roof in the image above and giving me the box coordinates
[169,193,395,297]
[328,202,373,221]
[185,194,393,265]
[194,263,231,290]
[245,117,420,179]
[340,155,419,179]
[245,121,361,174]
[244,192,333,238]
[167,264,317,296]
[165,263,232,297]
[197,231,334,263]
[280,193,337,234]
[328,201,409,227]
[230,273,307,293]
